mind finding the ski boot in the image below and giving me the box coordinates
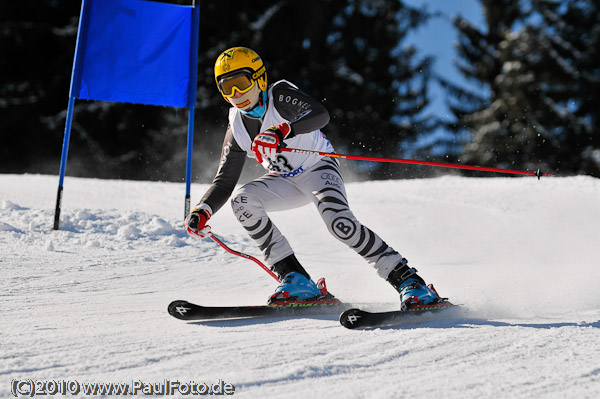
[387,258,442,310]
[267,254,339,305]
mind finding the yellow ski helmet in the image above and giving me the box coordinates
[214,47,267,102]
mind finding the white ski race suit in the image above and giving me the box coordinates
[196,80,404,278]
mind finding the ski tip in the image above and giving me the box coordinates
[168,299,188,308]
[168,300,194,319]
[339,308,364,329]
[340,301,459,330]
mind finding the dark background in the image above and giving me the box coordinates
[1,0,598,183]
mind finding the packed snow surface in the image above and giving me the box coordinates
[2,173,599,398]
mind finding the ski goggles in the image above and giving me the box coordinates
[217,72,255,97]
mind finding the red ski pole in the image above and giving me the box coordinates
[281,147,551,178]
[207,232,280,282]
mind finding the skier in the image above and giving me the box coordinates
[185,47,442,309]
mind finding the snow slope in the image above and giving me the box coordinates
[1,173,599,398]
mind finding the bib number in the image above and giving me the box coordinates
[267,155,294,173]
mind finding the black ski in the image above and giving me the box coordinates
[339,301,458,329]
[168,299,346,321]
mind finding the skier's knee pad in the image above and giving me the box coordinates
[230,189,264,223]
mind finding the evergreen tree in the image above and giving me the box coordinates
[320,0,434,179]
[443,0,529,172]
[1,0,81,174]
[446,0,600,176]
[443,0,523,124]
[532,0,600,175]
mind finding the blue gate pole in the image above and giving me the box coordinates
[53,97,76,230]
[184,3,200,220]
[53,0,91,230]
